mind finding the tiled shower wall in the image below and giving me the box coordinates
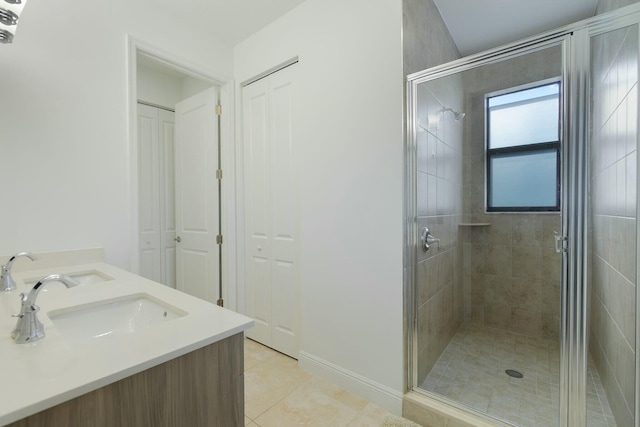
[415,76,464,383]
[460,47,564,339]
[589,24,638,427]
[402,0,459,76]
[402,0,462,385]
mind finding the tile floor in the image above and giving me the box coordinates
[419,323,617,427]
[243,338,417,427]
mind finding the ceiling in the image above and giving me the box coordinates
[433,0,600,56]
[141,0,602,63]
[149,0,308,46]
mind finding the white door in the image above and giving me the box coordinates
[174,87,220,303]
[243,64,299,358]
[137,104,176,286]
[159,110,177,288]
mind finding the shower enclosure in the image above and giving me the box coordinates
[405,5,640,427]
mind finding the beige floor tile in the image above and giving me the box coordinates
[245,338,279,362]
[346,414,383,427]
[347,402,396,426]
[245,353,260,371]
[298,377,369,412]
[243,339,406,427]
[254,378,360,427]
[244,351,312,419]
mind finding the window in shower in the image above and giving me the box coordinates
[486,80,561,212]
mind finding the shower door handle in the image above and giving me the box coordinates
[421,227,440,252]
[554,231,567,253]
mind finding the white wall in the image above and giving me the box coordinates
[234,0,404,411]
[0,0,232,268]
[137,65,184,109]
[137,64,214,110]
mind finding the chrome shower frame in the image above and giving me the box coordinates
[404,3,640,426]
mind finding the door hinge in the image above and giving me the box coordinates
[216,235,223,245]
[216,169,223,180]
[215,104,222,116]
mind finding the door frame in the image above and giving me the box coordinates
[127,37,238,311]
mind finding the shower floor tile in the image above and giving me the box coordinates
[419,323,617,427]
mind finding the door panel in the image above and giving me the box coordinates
[175,87,219,303]
[160,110,177,288]
[137,104,176,287]
[244,78,272,344]
[137,104,162,283]
[269,66,298,357]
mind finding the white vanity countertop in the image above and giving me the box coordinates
[0,262,253,426]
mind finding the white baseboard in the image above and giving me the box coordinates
[298,351,403,415]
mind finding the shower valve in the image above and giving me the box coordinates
[421,227,440,252]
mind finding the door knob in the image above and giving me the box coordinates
[174,236,181,243]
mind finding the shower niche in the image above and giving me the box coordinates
[406,8,639,427]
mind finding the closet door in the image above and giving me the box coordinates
[137,104,176,286]
[159,109,177,288]
[243,65,299,358]
[137,104,163,283]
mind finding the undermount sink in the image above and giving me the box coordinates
[48,293,187,343]
[24,270,113,291]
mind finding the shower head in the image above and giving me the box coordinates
[444,107,465,121]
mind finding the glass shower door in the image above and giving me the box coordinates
[412,42,566,427]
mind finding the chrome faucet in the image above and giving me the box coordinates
[1,251,39,291]
[11,274,80,344]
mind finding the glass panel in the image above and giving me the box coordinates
[587,23,638,427]
[489,149,558,208]
[488,83,560,148]
[413,43,563,427]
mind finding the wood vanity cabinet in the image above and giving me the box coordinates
[7,333,244,427]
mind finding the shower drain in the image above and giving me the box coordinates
[505,369,524,379]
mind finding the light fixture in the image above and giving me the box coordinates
[0,0,28,44]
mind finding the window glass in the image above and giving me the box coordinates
[486,81,560,212]
[488,84,559,149]
[489,149,558,208]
